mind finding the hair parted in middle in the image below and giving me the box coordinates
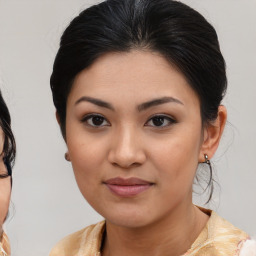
[51,0,227,138]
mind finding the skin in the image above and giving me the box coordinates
[63,50,227,256]
[0,128,11,237]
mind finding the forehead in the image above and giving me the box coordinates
[68,50,200,108]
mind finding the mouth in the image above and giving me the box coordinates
[103,177,154,197]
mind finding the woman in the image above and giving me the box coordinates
[49,0,255,255]
[0,91,15,256]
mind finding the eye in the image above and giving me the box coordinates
[145,115,176,128]
[81,114,110,127]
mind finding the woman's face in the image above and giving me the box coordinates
[65,50,207,228]
[0,129,11,233]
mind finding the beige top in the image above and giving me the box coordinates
[0,232,10,256]
[49,209,249,256]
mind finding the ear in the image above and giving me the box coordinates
[199,105,227,162]
[65,152,71,162]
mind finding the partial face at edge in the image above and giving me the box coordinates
[64,50,209,228]
[0,128,11,233]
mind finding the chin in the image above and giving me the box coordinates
[107,216,151,229]
[100,207,154,229]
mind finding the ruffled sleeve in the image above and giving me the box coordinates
[239,239,256,256]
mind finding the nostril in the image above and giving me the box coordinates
[111,161,137,169]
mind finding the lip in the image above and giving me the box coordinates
[103,177,153,197]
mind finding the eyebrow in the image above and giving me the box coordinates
[75,96,114,110]
[137,96,184,111]
[75,96,184,111]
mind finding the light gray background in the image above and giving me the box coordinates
[0,0,256,255]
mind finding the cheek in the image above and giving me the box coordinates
[68,129,109,167]
[66,130,108,192]
[150,126,202,187]
[67,135,111,213]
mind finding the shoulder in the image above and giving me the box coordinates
[49,221,105,256]
[209,211,248,239]
[189,210,250,255]
[210,212,249,255]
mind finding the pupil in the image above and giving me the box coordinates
[93,116,104,126]
[153,117,164,126]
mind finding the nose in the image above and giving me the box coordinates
[107,126,146,169]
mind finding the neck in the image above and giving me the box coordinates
[102,204,209,256]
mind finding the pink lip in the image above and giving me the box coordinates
[104,177,153,197]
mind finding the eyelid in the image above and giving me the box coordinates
[80,113,101,122]
[81,113,110,127]
[145,114,177,128]
[80,113,176,128]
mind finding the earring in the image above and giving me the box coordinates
[204,154,212,172]
[65,152,70,161]
[203,154,213,203]
[204,154,210,165]
[204,154,213,180]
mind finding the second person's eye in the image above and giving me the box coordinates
[82,114,110,127]
[145,115,176,128]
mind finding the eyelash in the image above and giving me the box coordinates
[81,113,177,129]
[145,114,177,128]
[81,114,110,128]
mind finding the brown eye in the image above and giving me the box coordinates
[152,116,165,126]
[82,114,110,127]
[146,115,176,128]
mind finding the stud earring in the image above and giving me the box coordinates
[65,152,70,161]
